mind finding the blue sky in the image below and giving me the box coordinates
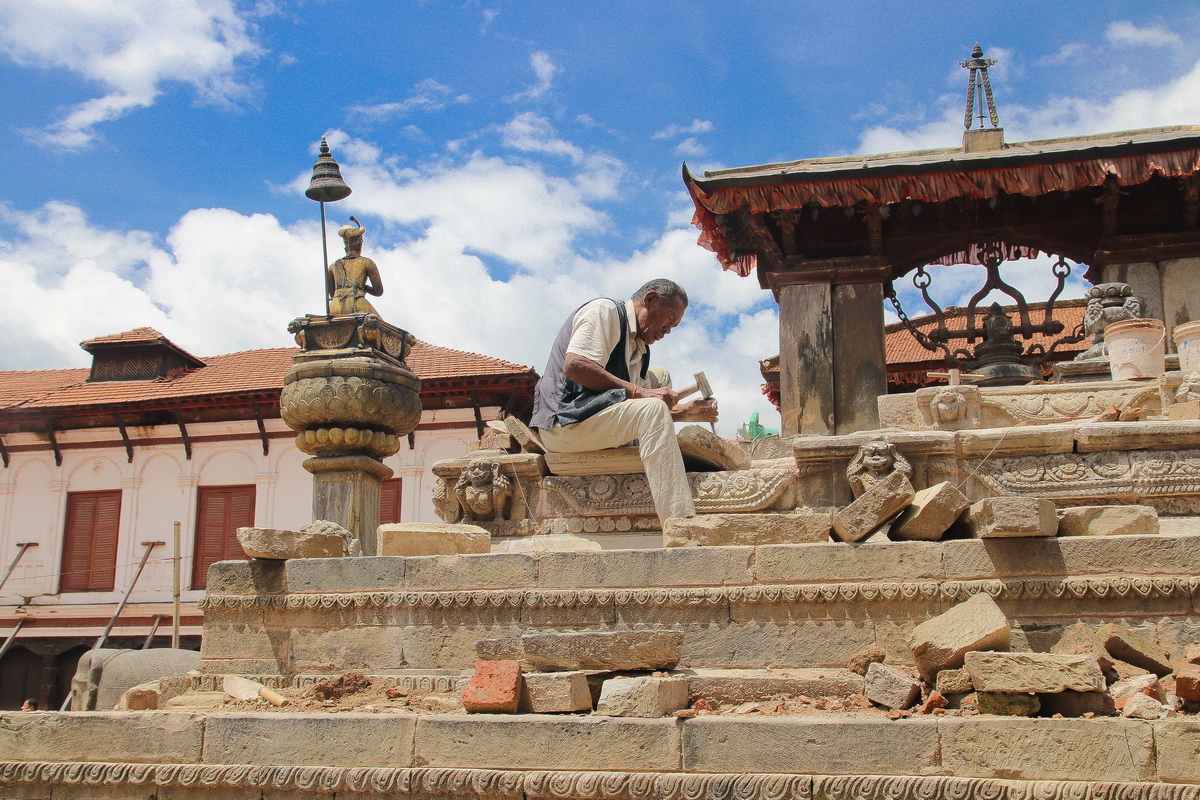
[2,1,1199,435]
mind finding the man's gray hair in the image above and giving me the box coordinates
[632,278,688,308]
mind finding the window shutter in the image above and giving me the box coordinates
[379,478,403,525]
[192,485,255,589]
[61,491,121,592]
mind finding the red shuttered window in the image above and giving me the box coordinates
[379,478,403,525]
[192,485,255,590]
[61,491,122,592]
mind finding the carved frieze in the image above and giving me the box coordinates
[911,381,1165,430]
[971,448,1200,499]
[543,469,795,517]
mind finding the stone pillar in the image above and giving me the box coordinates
[1161,257,1200,347]
[832,283,886,434]
[779,282,833,436]
[306,455,392,555]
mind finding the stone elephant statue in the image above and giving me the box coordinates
[69,648,200,710]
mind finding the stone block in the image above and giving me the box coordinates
[1038,690,1116,717]
[596,676,689,717]
[0,711,203,763]
[961,497,1057,538]
[890,481,969,541]
[1168,399,1200,419]
[938,717,1154,781]
[201,713,415,767]
[663,510,831,547]
[907,593,1010,681]
[491,534,601,553]
[975,691,1040,716]
[205,559,287,594]
[414,715,681,771]
[403,552,536,591]
[236,527,343,560]
[1097,622,1173,676]
[1157,719,1200,784]
[963,651,1105,693]
[942,533,1200,580]
[476,637,525,663]
[682,717,940,775]
[376,523,490,556]
[754,541,943,583]
[1121,692,1167,719]
[519,671,592,713]
[116,681,160,710]
[1175,663,1200,702]
[462,660,522,713]
[684,668,864,704]
[1110,673,1166,704]
[1056,505,1159,537]
[935,668,974,695]
[847,646,885,676]
[677,425,752,471]
[537,546,754,588]
[1186,642,1200,664]
[832,471,914,543]
[521,630,683,671]
[863,662,919,710]
[285,556,405,593]
[1049,623,1114,672]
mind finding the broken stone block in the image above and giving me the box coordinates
[302,520,358,555]
[890,481,969,541]
[975,691,1040,716]
[907,592,1011,681]
[376,523,491,556]
[847,645,886,676]
[1168,400,1200,420]
[1185,642,1200,665]
[1111,659,1152,682]
[1050,623,1114,674]
[475,637,525,663]
[491,534,601,554]
[1055,505,1159,537]
[935,668,974,695]
[832,471,914,543]
[1110,673,1166,705]
[677,425,752,471]
[1174,664,1200,702]
[236,526,343,560]
[519,671,593,713]
[462,660,522,713]
[1097,623,1173,676]
[963,651,1105,693]
[960,497,1057,538]
[663,510,831,547]
[521,630,683,671]
[1121,691,1167,719]
[595,676,688,717]
[1038,690,1117,717]
[115,681,160,710]
[864,662,920,710]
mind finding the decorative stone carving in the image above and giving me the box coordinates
[1174,371,1200,403]
[908,381,1164,430]
[1075,282,1143,361]
[969,448,1200,500]
[846,440,912,498]
[453,459,514,522]
[544,469,795,517]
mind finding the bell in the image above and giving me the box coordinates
[305,136,352,203]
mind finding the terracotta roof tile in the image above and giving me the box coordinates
[0,368,90,411]
[80,327,169,346]
[408,339,537,381]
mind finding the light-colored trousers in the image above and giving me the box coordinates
[538,395,694,524]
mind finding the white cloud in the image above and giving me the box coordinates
[501,112,585,162]
[1036,42,1087,67]
[1106,20,1182,48]
[507,50,557,101]
[674,137,708,158]
[856,103,962,154]
[347,79,470,123]
[653,119,714,139]
[0,0,262,149]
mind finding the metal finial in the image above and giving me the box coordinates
[305,136,352,203]
[959,43,1000,131]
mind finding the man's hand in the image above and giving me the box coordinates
[631,384,679,407]
[671,398,718,423]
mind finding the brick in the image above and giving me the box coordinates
[961,497,1057,538]
[907,593,1010,681]
[1097,623,1173,676]
[963,651,1105,693]
[891,481,969,541]
[596,676,689,717]
[832,471,914,543]
[863,662,919,710]
[1056,505,1159,537]
[462,660,522,713]
[1175,663,1200,702]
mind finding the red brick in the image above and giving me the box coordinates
[463,660,522,713]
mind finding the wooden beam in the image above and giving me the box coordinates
[173,411,192,460]
[253,404,270,456]
[740,211,786,272]
[114,415,134,463]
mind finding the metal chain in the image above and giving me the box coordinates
[884,281,958,365]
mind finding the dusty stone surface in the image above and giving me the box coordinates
[1110,673,1166,704]
[832,471,914,543]
[236,526,343,559]
[663,510,831,547]
[908,593,1011,681]
[0,711,203,762]
[975,692,1040,716]
[376,522,491,556]
[863,662,919,710]
[596,676,689,717]
[519,671,593,713]
[891,481,969,541]
[1121,691,1167,719]
[1175,664,1200,702]
[961,497,1057,538]
[1050,622,1114,672]
[685,668,865,704]
[1185,642,1200,664]
[521,630,684,671]
[462,660,522,713]
[963,651,1106,693]
[491,534,601,553]
[1056,505,1159,536]
[1097,623,1173,676]
[936,668,974,695]
[677,424,752,471]
[303,519,358,555]
[1038,690,1117,717]
[475,637,525,663]
[202,713,415,767]
[115,681,160,711]
[848,646,886,676]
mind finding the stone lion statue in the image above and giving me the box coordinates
[846,440,912,498]
[453,460,513,522]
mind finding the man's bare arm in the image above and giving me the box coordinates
[564,353,678,406]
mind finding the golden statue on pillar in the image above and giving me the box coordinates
[327,216,384,315]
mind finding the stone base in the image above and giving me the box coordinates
[305,454,393,556]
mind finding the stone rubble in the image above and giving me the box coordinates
[832,470,915,543]
[663,510,832,547]
[960,497,1058,538]
[1097,622,1174,676]
[863,662,920,710]
[907,593,1011,681]
[519,630,685,671]
[519,671,594,713]
[962,651,1106,693]
[595,676,689,717]
[890,481,969,541]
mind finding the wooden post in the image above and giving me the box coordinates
[778,283,834,436]
[832,283,886,434]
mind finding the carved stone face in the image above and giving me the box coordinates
[862,443,894,475]
[466,461,494,487]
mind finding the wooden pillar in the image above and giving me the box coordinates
[779,283,833,436]
[832,283,886,434]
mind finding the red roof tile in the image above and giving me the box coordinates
[0,368,90,411]
[80,327,170,346]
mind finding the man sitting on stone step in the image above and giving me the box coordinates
[531,278,717,525]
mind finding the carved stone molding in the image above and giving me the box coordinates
[544,469,796,517]
[198,575,1200,613]
[971,449,1200,498]
[1,763,1195,800]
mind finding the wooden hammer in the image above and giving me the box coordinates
[674,372,717,434]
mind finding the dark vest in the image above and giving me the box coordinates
[530,299,649,429]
